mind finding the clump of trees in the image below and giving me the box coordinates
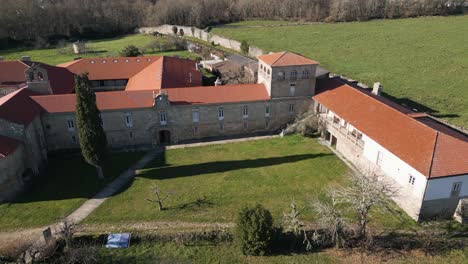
[0,0,464,46]
[120,45,143,57]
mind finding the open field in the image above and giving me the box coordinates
[0,35,197,65]
[97,241,468,264]
[0,151,143,231]
[84,135,414,229]
[212,16,468,127]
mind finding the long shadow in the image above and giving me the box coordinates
[137,153,330,180]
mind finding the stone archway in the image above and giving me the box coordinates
[158,130,171,145]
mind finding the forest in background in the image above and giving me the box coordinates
[0,0,465,46]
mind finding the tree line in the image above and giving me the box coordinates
[0,0,464,45]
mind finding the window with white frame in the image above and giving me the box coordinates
[277,71,285,81]
[67,119,75,132]
[159,111,167,125]
[124,113,133,128]
[265,105,270,117]
[288,104,295,114]
[192,110,199,123]
[218,107,224,120]
[409,175,415,185]
[453,182,462,192]
[302,70,309,79]
[243,105,249,119]
[290,70,297,80]
[376,151,383,166]
[289,84,296,96]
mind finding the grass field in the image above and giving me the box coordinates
[97,241,468,264]
[0,35,197,65]
[212,16,468,127]
[84,136,413,229]
[0,151,143,231]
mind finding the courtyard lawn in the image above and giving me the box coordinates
[0,35,198,65]
[0,151,143,231]
[212,16,468,127]
[84,135,413,229]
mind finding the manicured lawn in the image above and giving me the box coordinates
[0,151,143,231]
[212,16,468,127]
[0,35,198,65]
[85,136,412,229]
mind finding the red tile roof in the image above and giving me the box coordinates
[0,135,22,159]
[0,88,41,125]
[59,56,162,80]
[0,61,75,94]
[31,83,269,112]
[258,52,318,67]
[125,59,163,91]
[314,79,468,178]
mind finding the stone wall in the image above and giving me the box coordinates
[42,98,312,151]
[0,144,26,201]
[137,25,265,58]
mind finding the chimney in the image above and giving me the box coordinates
[372,82,382,96]
[21,56,31,62]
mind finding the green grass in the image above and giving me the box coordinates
[97,241,468,264]
[0,35,198,65]
[84,135,412,229]
[212,16,468,127]
[0,151,143,231]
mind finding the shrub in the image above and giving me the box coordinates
[172,26,178,35]
[236,204,274,256]
[240,40,249,55]
[179,28,184,36]
[120,45,142,57]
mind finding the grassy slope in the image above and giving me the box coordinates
[212,16,468,127]
[0,151,143,231]
[0,35,198,65]
[85,136,413,229]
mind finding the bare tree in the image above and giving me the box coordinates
[336,171,399,239]
[282,200,313,251]
[58,220,78,250]
[146,185,172,211]
[311,189,349,248]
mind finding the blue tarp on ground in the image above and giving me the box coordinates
[105,233,131,248]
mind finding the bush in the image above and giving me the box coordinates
[179,28,184,36]
[172,26,178,35]
[236,204,274,256]
[240,40,249,55]
[120,45,142,57]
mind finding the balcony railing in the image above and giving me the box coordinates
[327,118,365,148]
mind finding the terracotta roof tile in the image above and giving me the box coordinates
[313,78,468,178]
[0,61,29,84]
[0,88,41,124]
[258,52,318,66]
[0,135,22,159]
[58,56,162,80]
[31,83,269,112]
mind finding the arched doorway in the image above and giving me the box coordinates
[159,130,171,145]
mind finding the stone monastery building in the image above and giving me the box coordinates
[0,52,467,221]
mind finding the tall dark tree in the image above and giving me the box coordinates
[75,73,107,179]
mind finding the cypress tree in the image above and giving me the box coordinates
[75,73,107,179]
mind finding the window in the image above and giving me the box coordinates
[192,110,199,123]
[288,104,295,114]
[218,107,224,120]
[67,119,75,132]
[243,105,249,118]
[124,113,133,128]
[265,105,270,117]
[289,84,296,96]
[409,175,415,185]
[159,111,167,125]
[333,116,340,124]
[71,135,77,144]
[129,131,133,138]
[453,182,462,192]
[193,126,198,134]
[376,151,383,166]
[290,70,297,80]
[277,71,285,81]
[267,69,270,75]
[265,119,270,129]
[302,70,309,79]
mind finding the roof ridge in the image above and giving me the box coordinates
[428,131,439,178]
[271,51,287,66]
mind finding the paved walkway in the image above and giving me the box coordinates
[167,135,278,150]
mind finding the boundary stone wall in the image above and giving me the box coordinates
[137,25,265,58]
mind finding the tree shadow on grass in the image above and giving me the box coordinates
[137,153,330,181]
